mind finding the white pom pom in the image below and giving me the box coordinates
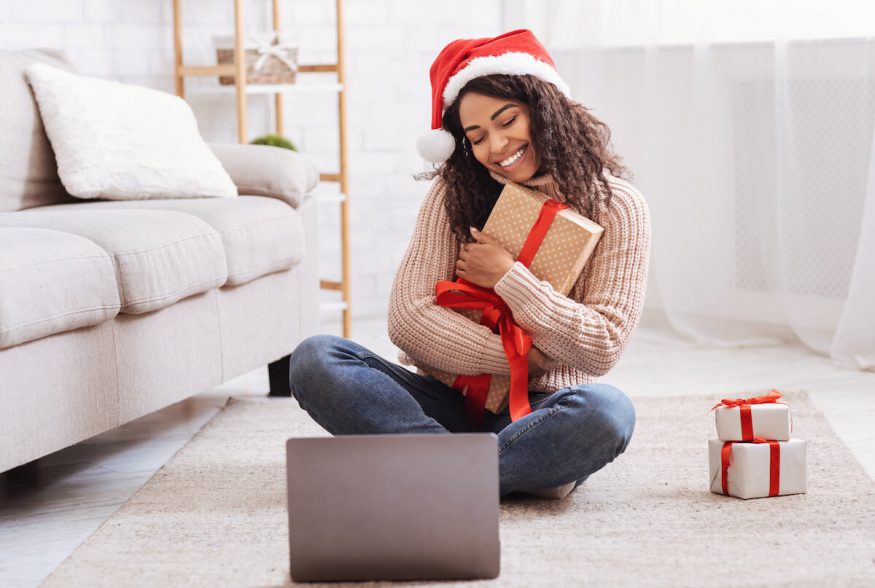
[416,128,456,163]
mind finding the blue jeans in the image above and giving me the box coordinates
[287,335,635,497]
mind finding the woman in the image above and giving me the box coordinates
[289,29,650,499]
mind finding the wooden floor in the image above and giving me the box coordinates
[1,315,873,587]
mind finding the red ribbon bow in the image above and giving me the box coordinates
[721,437,781,497]
[434,196,568,425]
[711,389,783,441]
[435,279,531,424]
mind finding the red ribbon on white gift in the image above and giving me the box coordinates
[711,389,784,441]
[721,438,781,497]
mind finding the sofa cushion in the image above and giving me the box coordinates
[25,63,238,201]
[0,228,120,349]
[0,50,79,212]
[208,143,320,208]
[0,208,228,314]
[61,196,306,286]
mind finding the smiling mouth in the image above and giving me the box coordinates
[497,145,527,169]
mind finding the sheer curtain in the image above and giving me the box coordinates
[503,0,875,370]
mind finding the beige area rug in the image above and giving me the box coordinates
[43,391,875,587]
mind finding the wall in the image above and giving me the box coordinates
[0,0,504,324]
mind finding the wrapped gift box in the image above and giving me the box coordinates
[479,181,604,297]
[214,32,300,85]
[708,438,807,499]
[426,181,604,414]
[427,370,512,413]
[715,402,791,442]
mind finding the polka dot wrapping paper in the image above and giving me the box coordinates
[426,181,605,413]
[484,182,604,297]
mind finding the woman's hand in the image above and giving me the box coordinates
[527,345,558,377]
[455,227,515,289]
[456,228,555,375]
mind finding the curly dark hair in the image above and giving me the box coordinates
[416,74,631,243]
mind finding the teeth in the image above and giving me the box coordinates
[499,146,526,167]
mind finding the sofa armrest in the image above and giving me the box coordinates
[209,143,319,209]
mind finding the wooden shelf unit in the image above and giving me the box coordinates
[171,0,352,338]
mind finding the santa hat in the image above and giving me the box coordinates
[416,29,571,163]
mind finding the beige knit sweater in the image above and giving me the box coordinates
[387,168,651,393]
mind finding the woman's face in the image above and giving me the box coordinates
[458,92,540,183]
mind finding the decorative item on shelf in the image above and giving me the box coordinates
[215,31,300,85]
[251,133,297,151]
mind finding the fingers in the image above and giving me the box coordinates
[471,229,499,247]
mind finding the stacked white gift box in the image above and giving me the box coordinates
[708,390,808,499]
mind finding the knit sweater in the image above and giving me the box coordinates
[387,168,651,393]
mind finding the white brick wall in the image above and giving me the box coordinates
[0,0,504,327]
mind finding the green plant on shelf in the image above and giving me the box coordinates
[250,134,297,151]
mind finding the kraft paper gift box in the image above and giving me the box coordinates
[426,181,604,413]
[713,391,792,442]
[708,438,807,499]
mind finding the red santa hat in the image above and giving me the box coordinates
[416,28,571,163]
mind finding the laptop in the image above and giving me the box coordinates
[286,433,501,582]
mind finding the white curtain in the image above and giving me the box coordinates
[503,0,875,370]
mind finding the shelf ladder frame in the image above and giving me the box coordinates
[171,0,352,337]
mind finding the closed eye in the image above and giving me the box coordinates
[470,117,518,146]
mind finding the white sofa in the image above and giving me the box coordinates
[0,50,320,472]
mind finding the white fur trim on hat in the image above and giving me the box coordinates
[416,128,456,163]
[442,52,571,109]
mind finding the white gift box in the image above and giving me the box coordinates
[714,402,791,442]
[708,438,807,499]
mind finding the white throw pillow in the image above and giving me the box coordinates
[25,63,237,200]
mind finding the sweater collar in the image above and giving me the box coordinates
[488,169,566,201]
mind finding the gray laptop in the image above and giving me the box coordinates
[286,433,501,582]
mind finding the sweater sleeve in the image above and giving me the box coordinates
[387,180,512,376]
[492,181,651,376]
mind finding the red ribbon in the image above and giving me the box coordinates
[434,279,532,424]
[517,199,568,266]
[434,197,568,425]
[711,389,783,441]
[721,438,781,497]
